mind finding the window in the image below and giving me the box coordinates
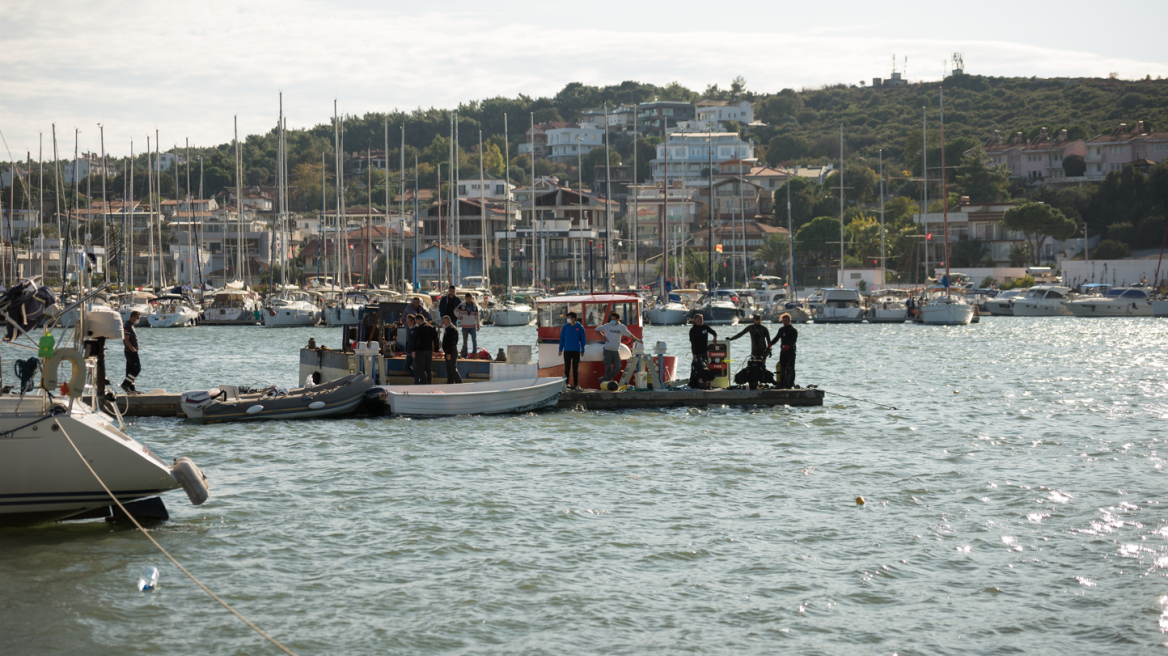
[458,185,466,194]
[495,185,504,194]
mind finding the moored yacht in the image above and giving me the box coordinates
[1064,287,1154,317]
[645,293,690,325]
[0,279,209,526]
[1011,285,1073,317]
[263,289,322,327]
[866,289,909,323]
[202,288,261,325]
[146,294,200,327]
[814,288,865,323]
[117,290,154,326]
[985,289,1025,316]
[919,287,975,325]
[688,290,740,325]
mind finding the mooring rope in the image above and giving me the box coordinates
[55,418,300,656]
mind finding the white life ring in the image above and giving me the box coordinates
[43,348,86,398]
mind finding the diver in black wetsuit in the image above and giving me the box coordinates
[727,314,772,360]
[770,312,798,389]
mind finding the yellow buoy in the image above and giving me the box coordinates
[855,496,865,505]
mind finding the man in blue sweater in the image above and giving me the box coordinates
[557,311,586,390]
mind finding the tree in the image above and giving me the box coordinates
[1062,154,1086,177]
[795,216,841,266]
[1001,203,1077,265]
[482,143,505,177]
[845,215,882,262]
[950,238,989,267]
[752,233,789,273]
[1092,239,1129,259]
[955,152,1010,202]
[773,177,827,232]
[766,134,813,165]
[823,162,878,204]
[581,147,622,185]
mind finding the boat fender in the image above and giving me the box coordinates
[42,348,85,398]
[171,457,210,506]
[308,401,326,410]
[246,405,264,415]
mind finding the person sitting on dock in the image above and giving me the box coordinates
[440,316,463,384]
[558,311,586,390]
[412,315,441,385]
[409,296,432,323]
[688,314,718,389]
[456,293,480,358]
[597,312,642,387]
[771,313,798,389]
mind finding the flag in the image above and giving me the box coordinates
[715,244,722,253]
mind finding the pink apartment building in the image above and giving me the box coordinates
[974,128,1085,182]
[1084,121,1168,178]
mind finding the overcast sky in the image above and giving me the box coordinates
[2,0,1166,159]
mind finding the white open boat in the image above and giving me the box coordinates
[376,377,564,417]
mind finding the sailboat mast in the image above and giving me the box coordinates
[399,124,406,289]
[879,149,885,279]
[838,124,844,288]
[99,126,107,283]
[155,130,162,287]
[529,113,536,289]
[922,106,929,285]
[661,137,667,296]
[454,112,461,285]
[185,138,192,285]
[604,103,612,291]
[787,178,796,302]
[320,152,326,285]
[366,146,372,286]
[234,116,242,287]
[147,135,155,287]
[384,118,391,288]
[708,128,713,290]
[127,138,133,290]
[633,108,639,289]
[504,113,512,295]
[479,130,486,288]
[941,87,950,292]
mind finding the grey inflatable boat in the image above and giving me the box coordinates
[180,374,377,422]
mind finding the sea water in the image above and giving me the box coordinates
[1,317,1166,655]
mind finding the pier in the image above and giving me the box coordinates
[114,386,822,417]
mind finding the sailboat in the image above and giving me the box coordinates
[920,88,975,326]
[492,114,537,328]
[816,126,864,324]
[645,140,689,325]
[265,97,322,328]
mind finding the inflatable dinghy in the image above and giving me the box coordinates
[181,374,375,422]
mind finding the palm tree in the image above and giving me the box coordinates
[752,234,788,274]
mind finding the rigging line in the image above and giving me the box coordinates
[55,419,300,656]
[823,390,898,410]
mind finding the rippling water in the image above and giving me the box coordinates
[2,317,1167,655]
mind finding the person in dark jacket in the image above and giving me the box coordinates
[408,296,433,322]
[770,312,798,388]
[727,314,772,360]
[440,316,463,384]
[402,315,418,382]
[558,311,586,389]
[438,285,460,323]
[411,317,441,384]
[688,313,718,389]
[121,311,141,394]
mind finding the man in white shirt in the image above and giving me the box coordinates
[596,311,642,386]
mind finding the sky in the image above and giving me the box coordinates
[2,0,1166,160]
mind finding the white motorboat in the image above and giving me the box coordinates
[645,295,690,325]
[492,295,537,327]
[803,289,826,315]
[263,290,322,327]
[117,291,155,326]
[919,288,975,325]
[376,377,565,417]
[1064,287,1154,317]
[146,294,200,327]
[1010,285,1073,317]
[688,290,741,325]
[0,280,209,526]
[984,289,1025,316]
[815,288,865,323]
[202,289,261,325]
[325,291,376,327]
[866,289,909,323]
[1154,298,1168,317]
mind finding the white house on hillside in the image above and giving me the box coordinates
[546,126,604,163]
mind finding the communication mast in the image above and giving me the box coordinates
[952,52,965,76]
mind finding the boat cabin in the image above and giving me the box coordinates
[537,293,643,341]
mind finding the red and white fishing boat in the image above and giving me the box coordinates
[535,294,677,389]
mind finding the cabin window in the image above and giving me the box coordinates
[539,303,567,327]
[1121,290,1146,298]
